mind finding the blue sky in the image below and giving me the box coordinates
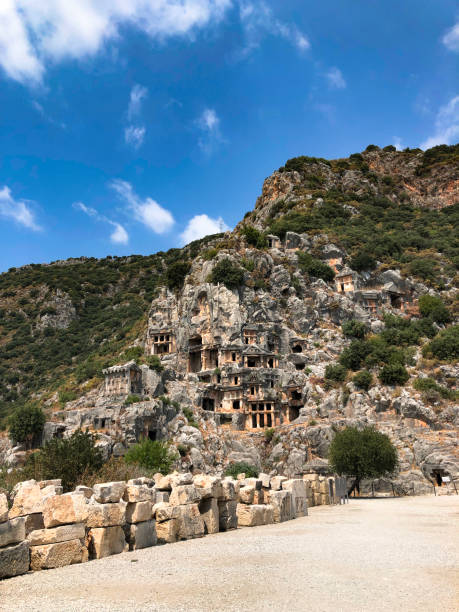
[0,0,458,272]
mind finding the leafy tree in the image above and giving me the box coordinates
[124,438,177,474]
[325,364,347,382]
[379,363,409,386]
[365,144,380,152]
[424,325,459,361]
[166,262,191,291]
[24,429,103,491]
[297,252,335,282]
[339,340,372,371]
[241,226,267,248]
[418,295,451,324]
[145,355,164,372]
[383,145,396,152]
[329,426,398,494]
[342,320,368,339]
[224,462,259,478]
[353,370,373,391]
[350,251,376,272]
[210,259,245,289]
[9,404,45,448]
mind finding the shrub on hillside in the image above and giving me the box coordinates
[145,355,164,372]
[413,377,457,401]
[325,364,347,382]
[297,252,335,282]
[349,251,376,272]
[23,429,103,491]
[209,259,245,290]
[9,404,45,448]
[224,462,259,479]
[166,262,191,291]
[379,363,409,386]
[241,226,267,248]
[342,320,368,339]
[423,326,459,361]
[353,370,373,391]
[339,340,372,371]
[124,439,177,474]
[418,295,451,324]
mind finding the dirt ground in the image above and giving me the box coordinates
[1,495,458,612]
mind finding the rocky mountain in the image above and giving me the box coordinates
[1,143,458,494]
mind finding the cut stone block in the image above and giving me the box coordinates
[93,481,126,504]
[28,523,85,546]
[169,484,200,506]
[0,493,8,523]
[75,486,93,499]
[237,504,274,527]
[124,520,157,551]
[123,485,156,503]
[24,512,45,535]
[126,501,153,524]
[43,493,88,528]
[238,486,255,505]
[282,479,308,517]
[219,479,239,501]
[0,541,30,579]
[198,497,219,534]
[218,500,238,531]
[38,479,62,489]
[253,490,265,505]
[155,491,170,503]
[153,473,173,490]
[155,518,179,544]
[0,517,26,548]
[127,477,155,487]
[177,503,205,540]
[270,476,287,491]
[9,480,43,518]
[86,501,126,528]
[170,472,194,487]
[87,526,126,559]
[154,502,180,522]
[268,490,294,523]
[193,474,222,499]
[258,473,271,488]
[30,539,87,570]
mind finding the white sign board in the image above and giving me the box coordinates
[441,476,451,483]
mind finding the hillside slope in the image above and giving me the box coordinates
[1,143,458,492]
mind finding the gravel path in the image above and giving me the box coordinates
[1,495,458,612]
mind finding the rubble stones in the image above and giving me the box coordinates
[30,539,87,570]
[9,480,44,518]
[0,517,26,548]
[93,482,126,504]
[0,541,30,579]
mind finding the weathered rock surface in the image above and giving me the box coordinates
[43,493,88,528]
[0,517,26,548]
[86,501,126,528]
[30,539,87,570]
[87,526,126,559]
[28,523,85,546]
[0,541,30,579]
[125,520,157,551]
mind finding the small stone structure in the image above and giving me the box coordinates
[102,361,143,397]
[0,472,339,580]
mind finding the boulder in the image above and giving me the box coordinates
[155,517,179,544]
[198,497,219,534]
[238,486,256,505]
[93,482,126,504]
[258,473,271,488]
[0,541,30,579]
[0,517,26,548]
[268,490,295,523]
[9,480,43,518]
[193,474,222,499]
[219,479,239,501]
[237,504,274,527]
[86,501,126,528]
[0,493,8,523]
[30,539,87,570]
[177,503,205,540]
[87,526,126,559]
[170,472,194,487]
[124,520,157,551]
[282,479,308,517]
[154,502,180,522]
[218,500,238,531]
[169,484,201,506]
[123,485,156,504]
[43,493,88,528]
[126,501,153,524]
[74,486,93,499]
[28,523,85,546]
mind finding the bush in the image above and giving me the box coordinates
[209,259,245,290]
[145,355,164,372]
[383,145,396,152]
[418,295,451,324]
[241,226,267,248]
[182,407,199,428]
[339,340,372,371]
[342,320,368,339]
[58,390,77,406]
[424,326,459,361]
[9,404,45,448]
[329,426,398,492]
[124,439,177,474]
[350,251,376,272]
[353,370,373,391]
[166,262,191,291]
[297,252,335,282]
[264,427,275,442]
[325,364,347,382]
[224,462,259,479]
[23,429,103,491]
[379,363,409,386]
[125,394,142,405]
[409,258,436,282]
[365,144,380,152]
[413,377,456,401]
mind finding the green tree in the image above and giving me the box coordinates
[9,404,45,448]
[209,259,245,289]
[241,226,267,248]
[379,363,409,386]
[297,252,335,282]
[224,461,259,478]
[350,251,376,272]
[342,320,368,339]
[418,295,451,324]
[424,325,459,361]
[166,262,191,291]
[329,426,398,494]
[325,363,347,382]
[124,438,177,474]
[24,429,103,491]
[353,370,373,391]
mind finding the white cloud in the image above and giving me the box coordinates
[196,108,224,154]
[238,1,310,57]
[420,95,459,150]
[393,137,403,151]
[180,214,229,245]
[110,179,174,234]
[73,200,129,244]
[127,84,148,120]
[0,185,41,230]
[0,0,233,85]
[325,67,346,90]
[442,22,459,52]
[124,125,146,149]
